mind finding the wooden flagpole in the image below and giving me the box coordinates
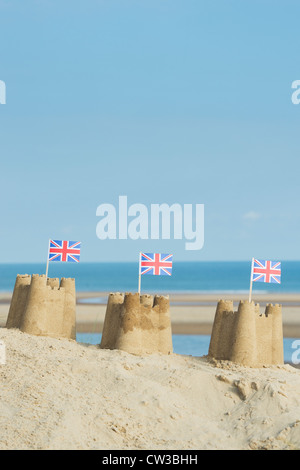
[138,252,141,296]
[45,239,50,279]
[249,257,254,303]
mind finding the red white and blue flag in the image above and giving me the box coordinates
[140,253,173,276]
[252,259,281,284]
[48,240,81,263]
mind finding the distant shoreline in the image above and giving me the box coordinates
[1,290,300,303]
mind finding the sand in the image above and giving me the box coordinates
[1,290,300,449]
[0,327,300,450]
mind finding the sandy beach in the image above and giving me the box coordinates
[1,291,299,337]
[0,291,300,450]
[0,327,300,450]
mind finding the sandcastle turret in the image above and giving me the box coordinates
[208,300,234,360]
[230,301,257,366]
[100,293,125,350]
[46,277,60,289]
[100,292,173,355]
[267,303,284,365]
[154,295,173,352]
[6,274,76,340]
[6,274,31,329]
[60,277,76,339]
[140,294,154,308]
[208,299,284,367]
[19,274,64,337]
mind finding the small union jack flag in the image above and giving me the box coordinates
[140,253,173,276]
[48,240,81,263]
[252,259,281,284]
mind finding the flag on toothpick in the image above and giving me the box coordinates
[249,258,281,303]
[140,253,173,276]
[252,259,281,284]
[138,252,173,295]
[46,239,81,279]
[48,240,81,263]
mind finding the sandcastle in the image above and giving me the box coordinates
[6,274,76,339]
[100,292,173,355]
[208,300,284,367]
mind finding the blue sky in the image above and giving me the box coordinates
[0,0,300,262]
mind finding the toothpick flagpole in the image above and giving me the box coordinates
[45,239,50,279]
[249,257,254,303]
[138,252,141,296]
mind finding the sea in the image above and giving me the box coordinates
[1,260,300,293]
[76,333,300,365]
[1,261,300,363]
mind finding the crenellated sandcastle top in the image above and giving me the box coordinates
[100,292,173,355]
[6,274,76,339]
[208,299,284,367]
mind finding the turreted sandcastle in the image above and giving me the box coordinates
[6,274,76,339]
[100,292,173,355]
[208,300,284,367]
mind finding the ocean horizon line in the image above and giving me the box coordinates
[2,289,300,295]
[1,260,300,265]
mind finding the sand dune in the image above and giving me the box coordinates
[0,327,300,450]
